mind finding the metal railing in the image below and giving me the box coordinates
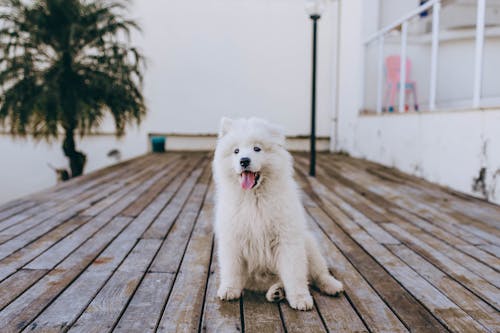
[363,0,488,113]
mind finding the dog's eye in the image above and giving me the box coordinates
[234,148,239,154]
[253,147,261,152]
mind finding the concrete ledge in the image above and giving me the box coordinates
[147,133,330,152]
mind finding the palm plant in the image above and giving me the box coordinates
[0,0,146,178]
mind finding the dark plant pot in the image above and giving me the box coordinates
[151,136,166,153]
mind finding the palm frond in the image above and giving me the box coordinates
[0,0,146,140]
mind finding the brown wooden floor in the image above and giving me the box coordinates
[0,152,499,333]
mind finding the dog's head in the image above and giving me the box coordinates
[213,117,290,191]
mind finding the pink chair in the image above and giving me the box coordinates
[384,55,419,112]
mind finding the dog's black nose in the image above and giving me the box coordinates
[240,157,251,168]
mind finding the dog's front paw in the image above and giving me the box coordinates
[316,274,344,296]
[217,286,242,301]
[287,292,314,311]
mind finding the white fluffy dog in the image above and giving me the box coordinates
[213,117,344,311]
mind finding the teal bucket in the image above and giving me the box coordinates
[151,136,166,153]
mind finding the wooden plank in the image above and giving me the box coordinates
[383,222,500,310]
[479,244,500,257]
[115,161,211,332]
[31,153,157,201]
[401,183,500,240]
[25,156,204,332]
[0,201,38,223]
[0,198,30,214]
[0,157,170,262]
[92,159,185,222]
[313,156,500,291]
[0,216,91,299]
[0,157,162,242]
[0,201,59,234]
[0,201,90,261]
[389,243,500,332]
[156,186,213,332]
[0,216,133,332]
[312,291,368,333]
[306,226,371,333]
[295,164,400,245]
[0,155,159,235]
[392,223,500,288]
[0,201,70,238]
[312,154,496,306]
[24,156,186,271]
[357,158,500,229]
[142,162,207,240]
[311,204,488,332]
[301,157,500,285]
[292,156,399,244]
[200,242,242,333]
[326,156,492,246]
[120,155,196,217]
[46,153,160,202]
[79,156,171,217]
[295,159,408,332]
[242,291,285,333]
[113,272,175,332]
[316,155,487,244]
[0,215,90,280]
[297,160,453,332]
[389,207,471,246]
[291,170,368,332]
[308,207,421,333]
[456,223,500,246]
[446,200,500,230]
[147,175,211,275]
[389,208,500,274]
[312,165,500,289]
[279,301,326,333]
[0,269,47,311]
[67,239,162,333]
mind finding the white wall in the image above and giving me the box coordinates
[380,0,419,28]
[130,0,338,137]
[334,0,363,153]
[0,132,148,204]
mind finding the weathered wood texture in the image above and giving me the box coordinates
[0,152,498,333]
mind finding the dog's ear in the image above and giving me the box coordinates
[267,123,286,146]
[219,117,233,138]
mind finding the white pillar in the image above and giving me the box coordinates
[473,0,486,108]
[376,36,385,114]
[429,2,440,111]
[398,21,408,113]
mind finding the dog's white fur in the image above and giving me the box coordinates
[213,117,344,311]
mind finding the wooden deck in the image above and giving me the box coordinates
[0,152,499,332]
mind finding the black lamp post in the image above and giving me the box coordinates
[305,0,325,177]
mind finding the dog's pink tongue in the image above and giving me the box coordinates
[240,172,255,190]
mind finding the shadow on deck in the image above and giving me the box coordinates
[0,152,498,332]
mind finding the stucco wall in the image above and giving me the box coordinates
[130,0,339,137]
[351,110,500,204]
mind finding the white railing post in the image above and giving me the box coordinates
[399,21,408,113]
[429,2,441,111]
[473,0,486,108]
[376,35,384,114]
